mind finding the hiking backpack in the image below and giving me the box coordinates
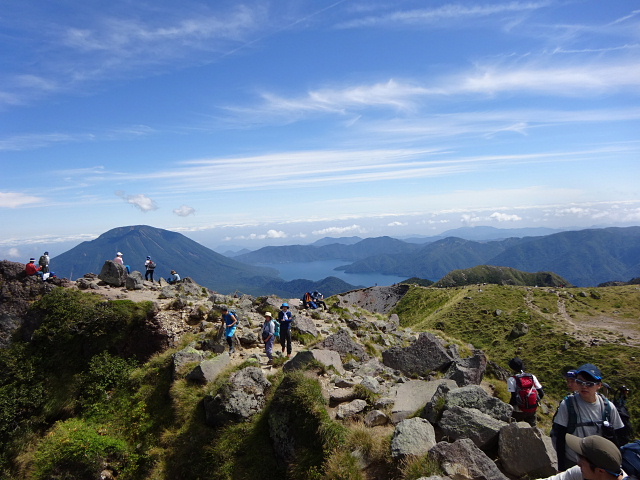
[621,440,640,477]
[565,393,613,436]
[147,261,156,269]
[38,255,47,267]
[273,319,280,338]
[514,373,540,413]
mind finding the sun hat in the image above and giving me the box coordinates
[281,302,289,307]
[264,312,272,317]
[29,258,35,261]
[576,363,603,381]
[566,434,622,475]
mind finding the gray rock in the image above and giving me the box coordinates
[391,379,457,424]
[498,422,557,478]
[382,332,453,376]
[360,375,382,394]
[293,314,319,337]
[98,260,128,287]
[438,406,507,450]
[238,330,258,348]
[283,349,345,375]
[175,277,207,297]
[329,387,357,406]
[391,417,437,458]
[336,399,367,419]
[364,409,389,427]
[186,354,232,384]
[429,438,508,480]
[125,271,144,290]
[445,350,487,386]
[172,346,207,378]
[442,385,513,422]
[319,328,369,361]
[203,367,271,426]
[509,322,529,339]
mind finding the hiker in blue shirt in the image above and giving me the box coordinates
[167,270,180,284]
[278,303,293,357]
[221,307,238,355]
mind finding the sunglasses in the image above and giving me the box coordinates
[575,378,600,387]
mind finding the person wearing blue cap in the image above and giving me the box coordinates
[278,303,293,357]
[552,363,626,471]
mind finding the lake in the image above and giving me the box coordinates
[260,260,407,288]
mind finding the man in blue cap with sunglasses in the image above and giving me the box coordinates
[552,364,626,471]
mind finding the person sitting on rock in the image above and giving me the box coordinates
[113,252,130,273]
[312,290,327,310]
[167,270,180,284]
[25,258,43,277]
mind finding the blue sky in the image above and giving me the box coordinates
[1,0,639,259]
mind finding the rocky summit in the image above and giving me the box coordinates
[0,259,637,480]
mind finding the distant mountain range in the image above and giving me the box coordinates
[233,226,640,287]
[51,226,361,296]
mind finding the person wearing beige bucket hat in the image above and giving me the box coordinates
[541,434,627,479]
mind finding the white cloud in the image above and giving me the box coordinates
[312,224,365,235]
[115,191,158,212]
[7,247,21,258]
[489,212,522,222]
[235,229,288,241]
[173,205,196,217]
[0,192,43,208]
[387,221,407,227]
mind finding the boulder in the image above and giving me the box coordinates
[329,387,357,407]
[319,328,369,361]
[429,438,509,480]
[172,346,207,379]
[364,409,389,427]
[382,332,453,376]
[186,354,232,384]
[440,385,513,422]
[391,379,457,424]
[508,322,529,339]
[445,350,487,386]
[125,271,144,290]
[390,417,437,459]
[336,399,367,420]
[293,314,319,337]
[175,277,207,297]
[283,349,345,375]
[498,422,557,478]
[98,260,128,287]
[438,406,507,450]
[203,367,271,426]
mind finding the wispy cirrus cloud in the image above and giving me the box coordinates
[0,192,44,208]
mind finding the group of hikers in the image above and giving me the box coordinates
[112,252,180,284]
[509,358,638,479]
[24,252,56,281]
[301,290,327,310]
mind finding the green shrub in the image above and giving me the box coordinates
[32,418,133,480]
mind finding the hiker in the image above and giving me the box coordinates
[221,307,238,355]
[614,386,633,446]
[566,369,578,392]
[312,291,327,310]
[540,435,627,480]
[507,357,544,426]
[38,251,50,273]
[302,291,315,309]
[261,312,276,365]
[278,303,293,357]
[25,258,43,277]
[113,252,130,273]
[552,363,626,471]
[144,256,156,282]
[167,270,180,284]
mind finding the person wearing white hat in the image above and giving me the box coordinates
[261,312,276,365]
[113,252,124,265]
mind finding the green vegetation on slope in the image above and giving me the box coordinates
[392,284,640,431]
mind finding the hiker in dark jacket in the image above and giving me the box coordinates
[278,303,293,357]
[552,363,626,471]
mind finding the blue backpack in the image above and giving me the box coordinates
[273,319,280,337]
[621,440,640,477]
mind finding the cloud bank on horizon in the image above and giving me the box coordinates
[1,0,639,258]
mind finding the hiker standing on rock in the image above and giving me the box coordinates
[261,312,276,365]
[144,256,155,282]
[552,363,626,471]
[508,357,544,427]
[38,251,50,273]
[221,307,238,355]
[278,303,293,357]
[541,434,627,480]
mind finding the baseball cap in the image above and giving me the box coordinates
[576,363,603,381]
[566,434,622,475]
[281,303,289,307]
[117,252,123,256]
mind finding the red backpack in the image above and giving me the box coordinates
[514,373,539,413]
